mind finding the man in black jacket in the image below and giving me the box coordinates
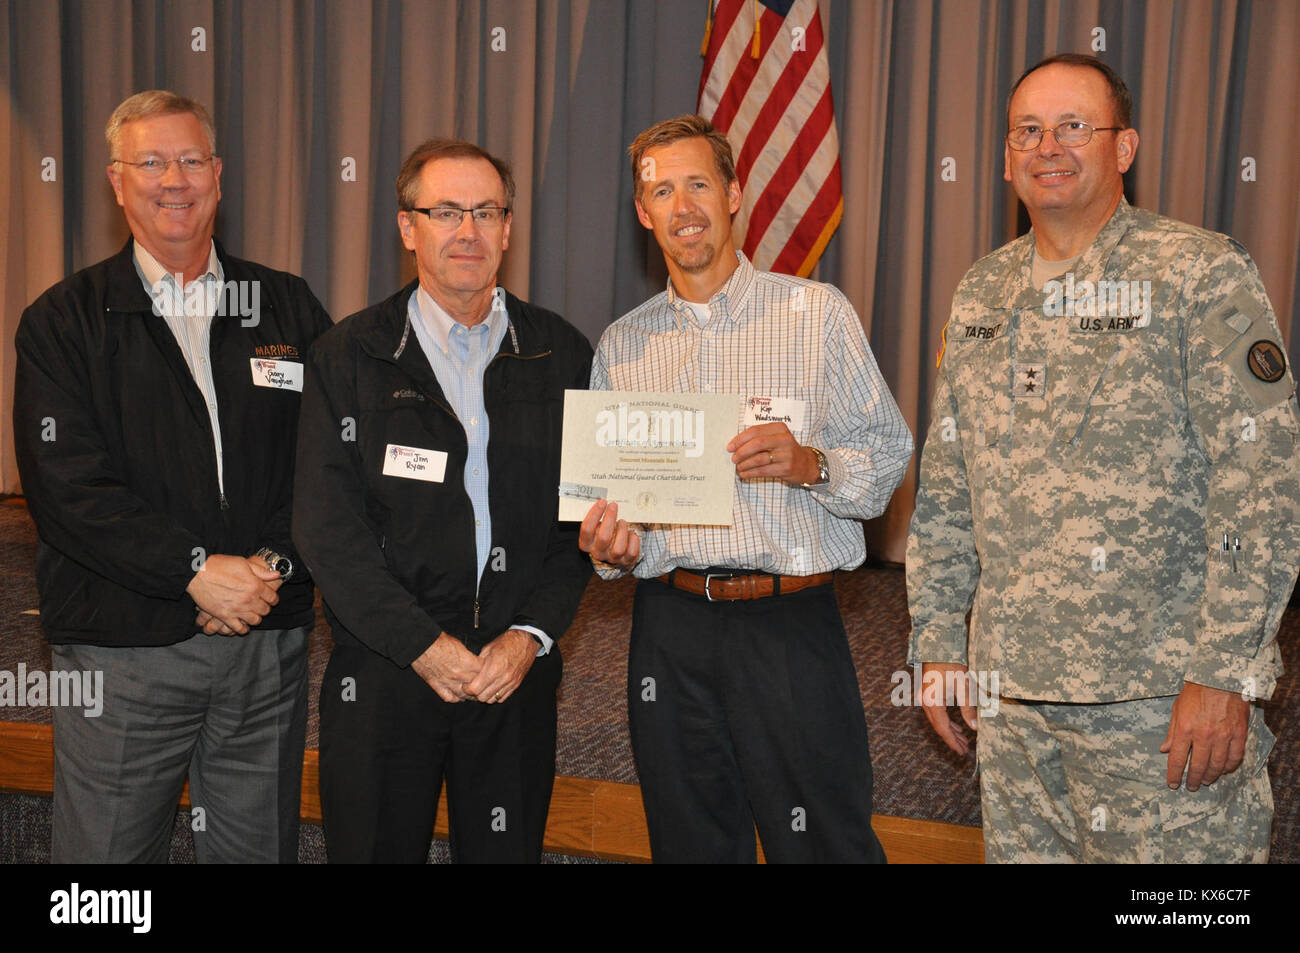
[293,139,592,863]
[13,91,331,862]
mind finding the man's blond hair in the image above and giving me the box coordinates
[105,90,217,158]
[627,114,737,201]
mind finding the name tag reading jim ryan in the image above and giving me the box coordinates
[382,444,448,483]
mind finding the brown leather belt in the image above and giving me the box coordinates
[657,568,834,602]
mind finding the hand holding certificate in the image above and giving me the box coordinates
[558,391,742,525]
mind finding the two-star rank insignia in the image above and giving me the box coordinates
[1013,363,1046,399]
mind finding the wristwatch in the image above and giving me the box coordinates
[255,547,294,581]
[800,447,830,488]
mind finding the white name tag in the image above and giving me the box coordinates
[249,358,303,392]
[743,395,806,432]
[382,444,448,483]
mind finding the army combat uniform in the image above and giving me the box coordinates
[906,198,1300,862]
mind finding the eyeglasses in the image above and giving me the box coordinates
[409,205,510,229]
[112,156,217,176]
[1006,122,1123,151]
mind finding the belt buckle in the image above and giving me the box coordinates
[704,573,727,602]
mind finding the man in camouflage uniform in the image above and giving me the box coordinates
[906,54,1300,862]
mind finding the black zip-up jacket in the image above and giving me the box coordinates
[13,239,333,646]
[292,282,593,664]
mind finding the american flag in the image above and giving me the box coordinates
[698,0,843,277]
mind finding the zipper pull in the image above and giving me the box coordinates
[473,600,480,629]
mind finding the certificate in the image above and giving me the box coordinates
[558,390,742,525]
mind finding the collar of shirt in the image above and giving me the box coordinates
[1003,197,1136,311]
[680,300,710,327]
[1030,248,1081,291]
[133,239,222,303]
[411,284,505,358]
[664,250,758,330]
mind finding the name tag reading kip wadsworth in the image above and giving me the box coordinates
[742,395,806,431]
[249,358,303,391]
[382,444,448,483]
[558,390,741,526]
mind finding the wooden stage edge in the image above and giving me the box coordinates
[0,720,984,864]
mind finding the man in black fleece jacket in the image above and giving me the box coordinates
[14,90,331,862]
[293,139,592,863]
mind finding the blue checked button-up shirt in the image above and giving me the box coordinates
[407,287,552,653]
[591,252,914,580]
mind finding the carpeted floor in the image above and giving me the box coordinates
[0,793,609,864]
[2,497,1296,862]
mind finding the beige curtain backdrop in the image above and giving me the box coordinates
[4,0,1298,565]
[823,0,1300,560]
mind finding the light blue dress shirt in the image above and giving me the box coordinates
[407,287,552,655]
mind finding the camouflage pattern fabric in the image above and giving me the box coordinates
[978,695,1274,863]
[907,197,1300,703]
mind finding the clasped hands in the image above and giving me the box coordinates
[410,629,537,704]
[189,553,283,636]
[578,422,821,569]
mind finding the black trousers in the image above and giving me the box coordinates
[628,577,886,863]
[319,640,561,863]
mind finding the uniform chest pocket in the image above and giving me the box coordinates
[1066,335,1178,458]
[945,318,1013,448]
[946,316,1011,373]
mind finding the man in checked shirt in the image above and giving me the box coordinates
[579,115,913,863]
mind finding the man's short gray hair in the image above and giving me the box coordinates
[105,90,217,159]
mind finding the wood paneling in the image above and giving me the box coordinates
[0,720,983,863]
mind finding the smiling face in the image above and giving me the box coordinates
[634,136,742,298]
[106,112,222,273]
[397,156,511,324]
[1004,63,1136,226]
